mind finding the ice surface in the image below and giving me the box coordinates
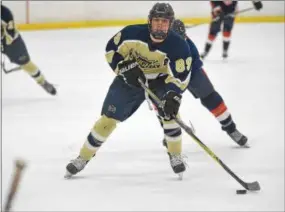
[1,23,284,211]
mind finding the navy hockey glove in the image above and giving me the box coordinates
[118,59,146,88]
[253,1,263,10]
[160,91,182,118]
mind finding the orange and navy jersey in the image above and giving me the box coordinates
[185,36,203,73]
[211,1,238,15]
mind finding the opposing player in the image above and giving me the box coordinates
[65,3,196,179]
[167,19,247,147]
[1,4,57,95]
[200,1,263,59]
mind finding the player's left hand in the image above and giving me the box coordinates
[253,1,263,10]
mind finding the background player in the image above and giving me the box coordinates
[65,3,195,179]
[168,19,248,147]
[1,4,57,95]
[200,1,263,59]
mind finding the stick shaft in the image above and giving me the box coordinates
[139,79,259,190]
[186,7,255,29]
[4,160,26,212]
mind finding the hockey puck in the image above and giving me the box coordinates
[236,189,247,194]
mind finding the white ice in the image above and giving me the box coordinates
[1,23,284,211]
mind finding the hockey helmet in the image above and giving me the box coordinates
[148,3,175,40]
[172,19,186,38]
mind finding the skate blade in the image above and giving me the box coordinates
[64,171,73,179]
[178,173,183,180]
[242,143,250,148]
[238,142,250,148]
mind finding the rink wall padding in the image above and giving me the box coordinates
[16,16,285,31]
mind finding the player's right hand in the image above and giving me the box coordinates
[212,6,223,17]
[253,1,263,10]
[118,59,146,88]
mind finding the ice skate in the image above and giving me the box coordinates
[222,39,230,60]
[162,140,186,179]
[64,156,89,178]
[228,129,249,147]
[222,51,228,59]
[162,138,167,148]
[200,42,212,60]
[41,80,57,95]
[168,153,186,179]
[200,52,208,60]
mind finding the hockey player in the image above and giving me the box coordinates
[65,3,195,179]
[162,19,248,148]
[200,1,263,59]
[1,5,56,95]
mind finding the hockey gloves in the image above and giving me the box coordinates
[253,1,263,11]
[160,91,182,119]
[118,59,146,88]
[212,6,224,20]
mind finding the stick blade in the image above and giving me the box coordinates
[245,181,261,191]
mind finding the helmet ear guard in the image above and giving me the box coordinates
[148,3,175,40]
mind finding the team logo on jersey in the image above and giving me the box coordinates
[129,49,161,69]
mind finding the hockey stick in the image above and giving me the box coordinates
[1,63,22,74]
[1,46,22,74]
[1,58,22,74]
[138,79,260,191]
[4,159,27,212]
[185,7,255,29]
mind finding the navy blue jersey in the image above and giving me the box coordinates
[185,36,203,72]
[105,24,193,94]
[211,1,238,15]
